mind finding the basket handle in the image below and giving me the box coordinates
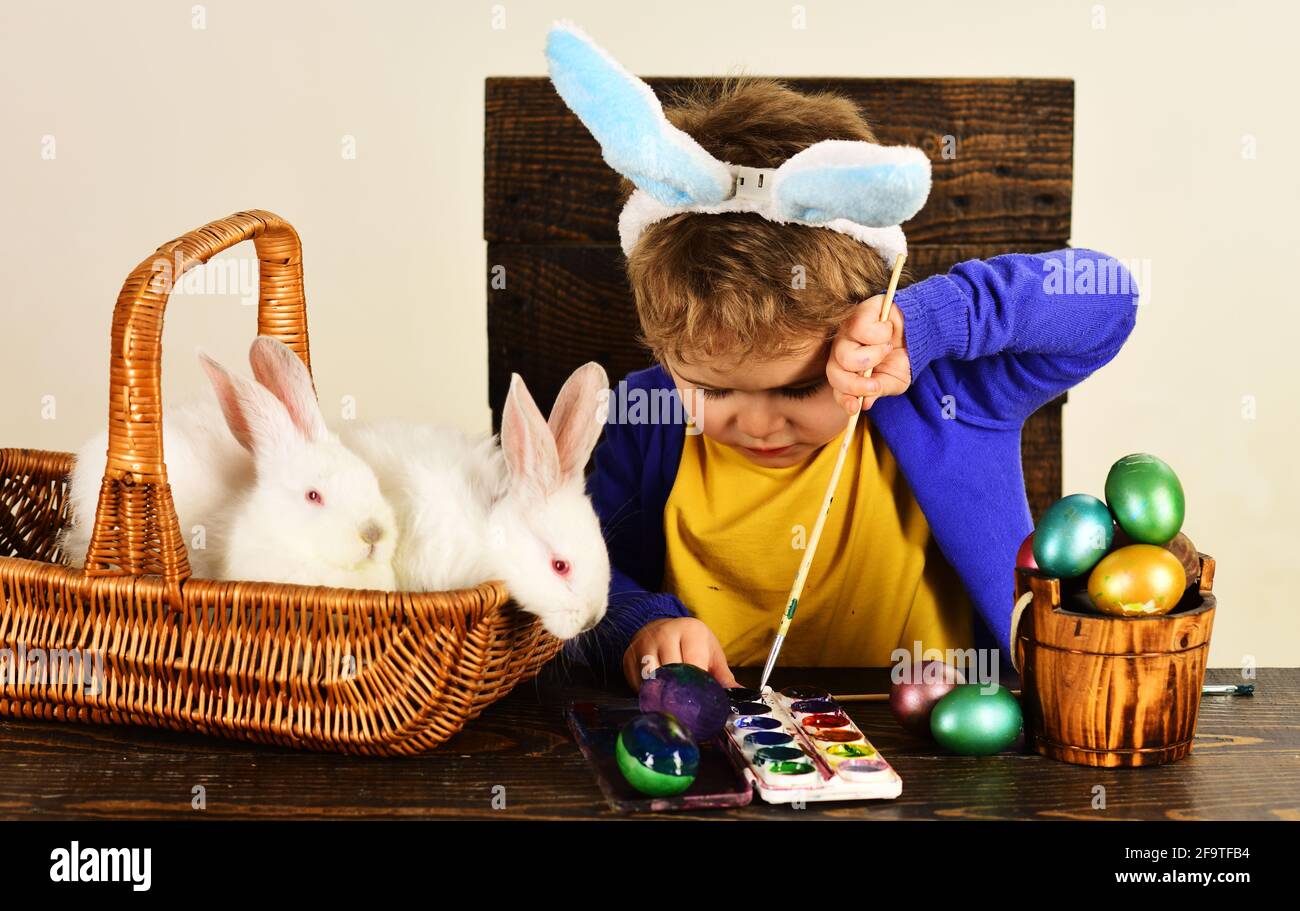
[82,210,313,605]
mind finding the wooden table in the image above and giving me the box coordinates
[0,666,1294,821]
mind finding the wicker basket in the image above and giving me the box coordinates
[0,210,562,755]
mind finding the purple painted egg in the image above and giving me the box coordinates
[638,662,730,740]
[889,659,966,738]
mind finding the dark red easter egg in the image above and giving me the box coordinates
[1163,531,1200,590]
[889,660,966,738]
[1016,532,1037,570]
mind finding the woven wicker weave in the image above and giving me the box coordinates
[0,210,562,755]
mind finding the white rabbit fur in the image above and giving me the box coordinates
[60,337,398,592]
[62,389,249,580]
[341,363,612,640]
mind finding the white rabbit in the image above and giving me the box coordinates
[61,388,250,580]
[61,337,399,592]
[341,363,611,639]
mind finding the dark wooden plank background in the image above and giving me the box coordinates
[0,667,1292,821]
[485,77,1073,519]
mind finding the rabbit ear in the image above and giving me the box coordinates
[248,336,327,444]
[772,140,932,228]
[501,373,562,498]
[545,20,733,208]
[197,349,298,457]
[547,362,610,481]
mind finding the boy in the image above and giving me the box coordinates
[566,76,1138,692]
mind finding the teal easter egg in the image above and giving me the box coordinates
[1032,494,1114,578]
[930,685,1023,756]
[615,713,699,797]
[1105,453,1185,544]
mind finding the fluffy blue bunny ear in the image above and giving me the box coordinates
[545,20,733,207]
[772,140,932,227]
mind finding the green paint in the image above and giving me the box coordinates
[767,760,815,775]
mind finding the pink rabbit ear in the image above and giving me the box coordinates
[197,349,295,457]
[547,362,610,481]
[248,336,327,443]
[501,372,562,498]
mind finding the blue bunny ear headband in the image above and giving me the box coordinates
[544,20,932,266]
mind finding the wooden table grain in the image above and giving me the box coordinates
[0,666,1294,821]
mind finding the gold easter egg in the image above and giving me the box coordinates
[1087,544,1187,617]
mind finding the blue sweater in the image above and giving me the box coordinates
[569,249,1140,686]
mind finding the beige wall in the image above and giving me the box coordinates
[1,0,1294,667]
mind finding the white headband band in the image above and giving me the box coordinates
[618,162,910,263]
[545,20,931,266]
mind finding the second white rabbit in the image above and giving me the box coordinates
[341,363,611,640]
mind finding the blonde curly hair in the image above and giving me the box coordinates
[621,76,900,367]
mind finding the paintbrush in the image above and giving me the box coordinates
[757,252,908,694]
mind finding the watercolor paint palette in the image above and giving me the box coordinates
[567,686,901,812]
[724,684,902,804]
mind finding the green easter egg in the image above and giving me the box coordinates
[1105,453,1185,544]
[615,713,699,797]
[1032,494,1114,578]
[930,685,1023,756]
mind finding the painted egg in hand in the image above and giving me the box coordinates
[1087,544,1187,617]
[639,662,730,740]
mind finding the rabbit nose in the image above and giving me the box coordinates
[360,521,384,545]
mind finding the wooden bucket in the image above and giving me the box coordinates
[1013,553,1216,768]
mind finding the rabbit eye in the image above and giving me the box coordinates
[551,558,570,576]
[306,489,324,506]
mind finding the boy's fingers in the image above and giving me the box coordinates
[872,369,909,399]
[657,640,683,670]
[681,638,714,675]
[844,298,893,342]
[833,342,891,376]
[837,317,893,352]
[830,368,885,400]
[858,377,907,412]
[709,644,739,689]
[827,356,888,402]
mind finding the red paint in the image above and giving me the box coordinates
[810,728,863,743]
[801,712,851,730]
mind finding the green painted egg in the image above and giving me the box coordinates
[930,685,1023,756]
[615,713,699,797]
[1032,494,1114,578]
[1105,453,1185,544]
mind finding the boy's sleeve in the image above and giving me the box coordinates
[563,386,689,683]
[891,249,1140,427]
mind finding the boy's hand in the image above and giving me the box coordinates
[623,617,739,693]
[827,293,912,414]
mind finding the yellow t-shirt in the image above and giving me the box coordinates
[662,420,974,667]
